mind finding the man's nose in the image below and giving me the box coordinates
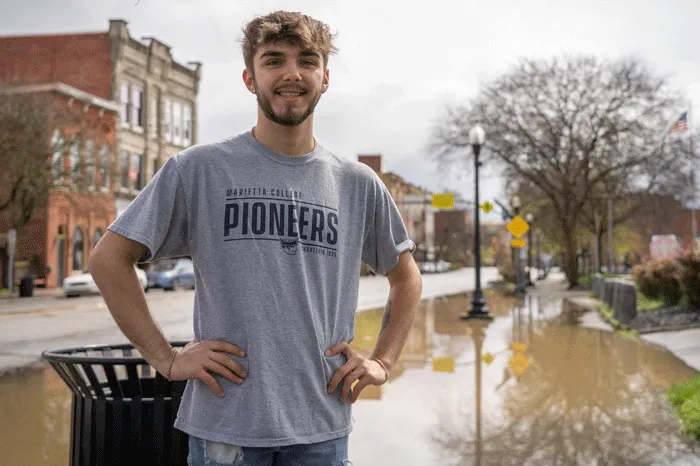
[281,63,303,81]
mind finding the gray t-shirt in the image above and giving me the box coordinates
[108,132,415,447]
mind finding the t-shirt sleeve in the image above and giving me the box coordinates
[361,174,416,276]
[107,156,190,263]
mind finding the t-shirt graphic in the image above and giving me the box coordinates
[223,187,338,258]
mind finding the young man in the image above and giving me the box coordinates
[89,10,422,466]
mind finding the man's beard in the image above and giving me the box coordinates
[255,86,322,127]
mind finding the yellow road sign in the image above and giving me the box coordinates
[507,216,530,238]
[511,239,525,248]
[480,201,494,213]
[432,193,454,209]
[509,352,530,376]
[432,357,455,373]
[481,352,495,365]
[511,342,527,353]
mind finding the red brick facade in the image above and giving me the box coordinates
[0,33,113,99]
[0,89,117,288]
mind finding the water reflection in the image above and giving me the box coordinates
[430,295,700,466]
[0,367,71,466]
[1,292,699,465]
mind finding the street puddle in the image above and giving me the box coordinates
[0,291,699,465]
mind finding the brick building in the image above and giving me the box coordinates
[0,19,201,288]
[357,154,434,258]
[0,84,119,288]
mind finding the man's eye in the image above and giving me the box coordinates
[301,60,316,66]
[267,60,281,65]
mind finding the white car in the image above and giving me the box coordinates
[63,266,147,297]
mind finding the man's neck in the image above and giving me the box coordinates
[252,119,316,156]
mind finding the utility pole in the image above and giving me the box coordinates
[690,101,697,252]
[607,197,614,274]
[594,210,600,273]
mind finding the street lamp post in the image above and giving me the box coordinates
[525,213,534,287]
[512,196,525,295]
[461,124,491,320]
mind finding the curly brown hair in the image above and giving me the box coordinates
[240,11,339,76]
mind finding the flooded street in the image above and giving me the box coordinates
[1,291,699,465]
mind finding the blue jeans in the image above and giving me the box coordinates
[187,435,352,466]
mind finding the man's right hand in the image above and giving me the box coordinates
[168,340,247,397]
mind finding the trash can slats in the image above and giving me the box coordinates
[42,341,190,466]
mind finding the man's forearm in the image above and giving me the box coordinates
[90,257,174,374]
[370,274,422,373]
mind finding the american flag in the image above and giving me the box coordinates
[669,112,688,133]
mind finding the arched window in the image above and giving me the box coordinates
[93,228,103,248]
[73,228,84,271]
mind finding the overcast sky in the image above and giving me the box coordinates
[2,0,700,221]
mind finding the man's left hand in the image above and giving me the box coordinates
[326,341,388,404]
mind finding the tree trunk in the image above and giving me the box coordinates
[563,229,579,287]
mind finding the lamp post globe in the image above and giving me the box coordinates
[461,124,491,320]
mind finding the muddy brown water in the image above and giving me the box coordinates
[1,291,699,465]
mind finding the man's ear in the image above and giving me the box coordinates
[242,69,256,94]
[322,68,330,93]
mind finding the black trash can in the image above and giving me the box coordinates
[42,342,190,466]
[19,276,34,297]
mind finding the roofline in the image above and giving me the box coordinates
[0,31,107,40]
[0,82,120,112]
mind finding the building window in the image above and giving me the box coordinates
[120,150,129,188]
[131,87,143,128]
[183,104,192,146]
[130,153,142,190]
[164,98,172,142]
[99,145,110,190]
[173,102,182,145]
[73,227,84,272]
[120,83,130,124]
[51,129,64,180]
[85,139,95,188]
[69,138,80,184]
[150,92,159,138]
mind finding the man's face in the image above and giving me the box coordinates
[244,42,329,127]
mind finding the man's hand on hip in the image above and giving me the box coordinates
[325,341,388,404]
[170,340,247,397]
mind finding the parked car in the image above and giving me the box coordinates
[418,260,450,274]
[146,258,195,291]
[63,266,147,297]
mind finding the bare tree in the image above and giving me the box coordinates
[0,81,112,284]
[428,55,691,287]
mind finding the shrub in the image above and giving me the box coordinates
[649,259,683,307]
[498,258,516,284]
[633,263,659,299]
[676,252,700,309]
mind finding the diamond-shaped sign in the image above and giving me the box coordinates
[507,216,530,238]
[480,201,494,213]
[509,352,530,376]
[481,352,495,365]
[511,342,527,353]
